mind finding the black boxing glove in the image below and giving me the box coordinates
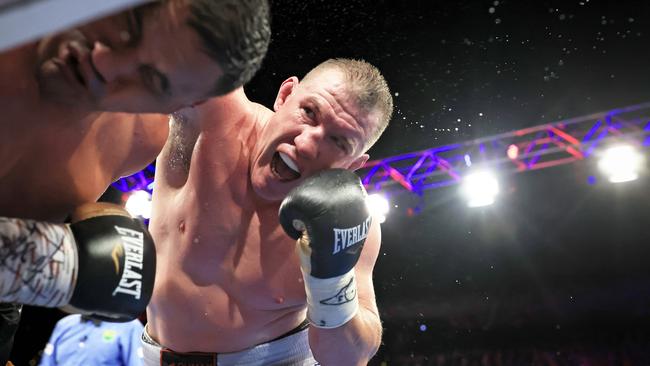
[0,203,155,322]
[62,203,156,322]
[279,169,372,328]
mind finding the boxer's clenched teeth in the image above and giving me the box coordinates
[279,152,300,173]
[271,152,301,181]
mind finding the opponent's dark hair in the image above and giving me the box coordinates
[187,0,271,96]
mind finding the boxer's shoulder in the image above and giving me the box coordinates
[93,112,169,179]
[192,88,269,134]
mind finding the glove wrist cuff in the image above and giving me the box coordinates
[301,268,359,329]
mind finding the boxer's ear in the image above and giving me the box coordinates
[274,77,299,112]
[347,154,369,171]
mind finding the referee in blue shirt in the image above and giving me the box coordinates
[39,314,143,366]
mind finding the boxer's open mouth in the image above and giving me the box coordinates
[271,152,301,181]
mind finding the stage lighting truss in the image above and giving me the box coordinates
[113,162,155,194]
[357,102,650,198]
[114,102,650,201]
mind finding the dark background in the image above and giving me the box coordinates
[12,0,650,364]
[249,1,650,363]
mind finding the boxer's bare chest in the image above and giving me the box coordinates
[148,117,306,351]
[170,186,303,303]
[154,120,304,301]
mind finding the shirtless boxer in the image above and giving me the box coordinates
[144,58,393,365]
[0,0,270,363]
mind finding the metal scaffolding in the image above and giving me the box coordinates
[358,102,650,197]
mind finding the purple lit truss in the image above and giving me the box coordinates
[358,102,650,197]
[112,161,156,194]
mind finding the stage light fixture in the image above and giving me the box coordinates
[461,171,499,208]
[598,144,644,183]
[125,190,152,219]
[366,193,390,223]
[507,144,519,160]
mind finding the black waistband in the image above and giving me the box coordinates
[155,319,310,365]
[267,319,309,343]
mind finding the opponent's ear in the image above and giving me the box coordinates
[273,76,299,112]
[347,154,369,171]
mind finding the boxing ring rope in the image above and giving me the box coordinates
[0,0,151,51]
[113,102,650,200]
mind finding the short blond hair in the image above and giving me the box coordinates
[302,58,393,151]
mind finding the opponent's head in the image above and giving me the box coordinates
[250,58,393,201]
[35,0,270,113]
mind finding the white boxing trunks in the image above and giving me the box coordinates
[140,321,319,366]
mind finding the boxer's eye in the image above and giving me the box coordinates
[302,107,316,121]
[330,136,349,153]
[139,65,170,96]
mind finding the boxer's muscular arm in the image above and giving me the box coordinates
[308,219,382,366]
[278,169,383,365]
[113,113,170,179]
[155,88,271,187]
[87,112,169,181]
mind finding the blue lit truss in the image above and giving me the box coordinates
[358,102,650,197]
[112,161,156,193]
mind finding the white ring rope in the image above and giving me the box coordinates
[0,0,151,52]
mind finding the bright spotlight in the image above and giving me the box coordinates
[125,190,152,219]
[506,144,519,160]
[366,193,390,223]
[461,171,499,208]
[598,145,644,183]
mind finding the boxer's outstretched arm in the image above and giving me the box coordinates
[307,219,383,366]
